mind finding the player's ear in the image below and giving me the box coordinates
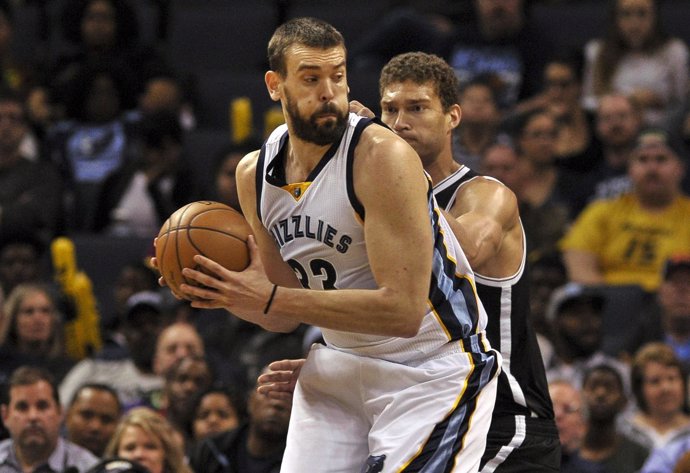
[265,71,282,102]
[448,104,462,130]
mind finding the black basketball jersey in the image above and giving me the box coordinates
[434,166,554,420]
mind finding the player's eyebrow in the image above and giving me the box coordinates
[382,98,430,106]
[297,60,346,73]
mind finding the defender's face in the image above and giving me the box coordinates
[380,80,455,167]
[273,45,349,146]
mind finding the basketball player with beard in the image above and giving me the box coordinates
[171,18,501,473]
[259,52,561,472]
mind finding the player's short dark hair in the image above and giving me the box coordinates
[379,52,459,113]
[268,17,345,77]
[6,366,60,406]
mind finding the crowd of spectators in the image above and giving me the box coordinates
[0,0,688,471]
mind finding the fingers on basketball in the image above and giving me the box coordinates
[155,201,252,301]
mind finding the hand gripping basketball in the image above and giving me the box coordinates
[155,201,251,300]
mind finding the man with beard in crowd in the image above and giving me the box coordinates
[561,128,690,293]
[0,366,98,472]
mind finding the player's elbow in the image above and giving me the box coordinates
[396,319,423,338]
[386,317,423,338]
[256,317,300,333]
[388,294,426,338]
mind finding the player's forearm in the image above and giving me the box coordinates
[228,305,301,333]
[266,285,426,338]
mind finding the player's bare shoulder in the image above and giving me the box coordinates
[465,174,512,195]
[458,175,518,213]
[235,149,262,219]
[236,149,261,182]
[354,121,422,174]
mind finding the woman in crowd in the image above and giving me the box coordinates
[0,282,74,384]
[190,385,245,443]
[581,0,689,128]
[620,342,690,450]
[105,407,192,473]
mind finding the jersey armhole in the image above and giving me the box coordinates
[346,118,376,221]
[255,144,267,222]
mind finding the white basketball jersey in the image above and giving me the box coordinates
[256,113,490,363]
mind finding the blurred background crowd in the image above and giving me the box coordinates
[0,0,689,471]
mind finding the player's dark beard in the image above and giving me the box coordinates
[285,92,347,146]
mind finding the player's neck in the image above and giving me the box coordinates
[425,151,461,185]
[285,139,332,183]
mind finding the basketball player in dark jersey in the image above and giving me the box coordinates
[259,52,560,472]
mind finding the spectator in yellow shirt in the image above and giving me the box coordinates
[560,129,690,292]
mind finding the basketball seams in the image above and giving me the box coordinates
[186,226,249,244]
[156,201,250,300]
[176,203,196,288]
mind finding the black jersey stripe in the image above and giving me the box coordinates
[255,142,268,222]
[345,117,376,221]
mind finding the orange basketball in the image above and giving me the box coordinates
[155,201,251,300]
